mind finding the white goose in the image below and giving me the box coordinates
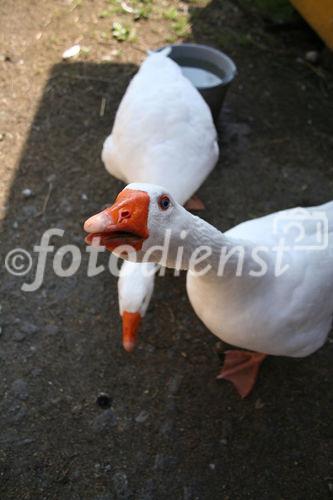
[85,183,333,397]
[101,49,219,351]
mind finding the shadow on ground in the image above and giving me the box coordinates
[0,1,332,499]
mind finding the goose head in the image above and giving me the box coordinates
[84,183,189,267]
[118,260,157,352]
[84,184,181,351]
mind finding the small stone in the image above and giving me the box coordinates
[255,398,265,409]
[93,409,117,432]
[22,188,33,198]
[305,50,319,64]
[167,374,183,395]
[12,405,27,422]
[45,324,59,336]
[81,193,88,201]
[154,454,178,469]
[22,205,37,217]
[62,44,81,59]
[72,404,82,414]
[112,471,129,498]
[20,321,38,335]
[96,393,112,409]
[0,54,11,62]
[214,341,225,354]
[13,331,26,342]
[12,221,18,229]
[159,420,173,436]
[101,54,113,62]
[11,379,29,400]
[19,438,34,446]
[31,367,42,377]
[46,174,56,183]
[135,410,149,423]
[209,463,216,470]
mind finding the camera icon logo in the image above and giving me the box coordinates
[272,208,329,251]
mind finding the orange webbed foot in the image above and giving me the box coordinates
[217,350,267,398]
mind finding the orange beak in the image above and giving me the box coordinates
[84,188,150,252]
[122,311,142,352]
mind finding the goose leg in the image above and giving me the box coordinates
[184,195,205,211]
[217,351,267,398]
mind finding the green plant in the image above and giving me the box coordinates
[112,21,136,41]
[171,15,190,37]
[163,7,178,21]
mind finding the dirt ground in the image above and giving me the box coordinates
[0,0,332,499]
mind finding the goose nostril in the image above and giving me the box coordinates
[118,209,131,222]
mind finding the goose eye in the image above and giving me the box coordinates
[158,195,171,211]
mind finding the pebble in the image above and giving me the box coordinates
[305,50,319,64]
[11,379,29,400]
[13,331,26,342]
[96,393,113,409]
[255,398,265,409]
[18,438,34,446]
[167,374,183,395]
[159,420,173,436]
[0,54,11,63]
[154,454,178,470]
[135,410,149,423]
[22,205,37,217]
[139,479,155,500]
[46,174,56,183]
[101,54,113,62]
[62,44,81,59]
[20,321,38,335]
[11,404,27,422]
[72,404,83,414]
[13,321,38,342]
[21,188,33,198]
[112,471,129,499]
[92,409,117,432]
[45,324,59,336]
[31,367,42,377]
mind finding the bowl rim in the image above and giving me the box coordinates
[156,42,237,89]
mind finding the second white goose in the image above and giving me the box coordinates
[100,49,219,351]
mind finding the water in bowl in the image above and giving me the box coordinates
[181,66,223,88]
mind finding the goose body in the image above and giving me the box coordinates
[101,50,219,349]
[85,184,333,395]
[102,49,219,204]
[187,201,333,357]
